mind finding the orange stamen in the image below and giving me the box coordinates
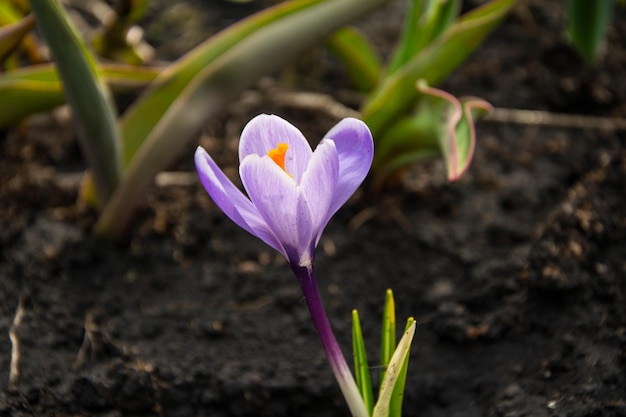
[267,143,289,173]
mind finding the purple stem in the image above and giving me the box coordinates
[291,264,368,417]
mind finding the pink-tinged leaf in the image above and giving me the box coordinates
[454,97,492,180]
[416,80,492,181]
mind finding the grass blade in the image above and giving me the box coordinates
[380,289,396,386]
[353,309,374,415]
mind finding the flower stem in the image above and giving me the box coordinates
[291,264,369,417]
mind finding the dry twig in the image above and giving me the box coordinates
[486,108,626,131]
[73,309,101,370]
[9,297,26,388]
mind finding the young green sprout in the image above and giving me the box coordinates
[353,290,416,417]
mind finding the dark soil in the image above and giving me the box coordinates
[1,0,625,416]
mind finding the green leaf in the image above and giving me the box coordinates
[326,26,381,92]
[371,82,491,188]
[0,78,64,125]
[424,0,462,41]
[566,0,613,63]
[352,310,374,415]
[387,0,425,74]
[389,318,415,417]
[97,64,163,90]
[373,318,416,417]
[452,97,491,177]
[388,0,461,74]
[416,81,492,181]
[380,289,396,386]
[362,0,514,139]
[93,0,391,239]
[29,0,122,207]
[0,63,161,127]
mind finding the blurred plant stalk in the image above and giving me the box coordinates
[30,0,123,208]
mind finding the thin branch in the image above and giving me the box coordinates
[485,107,626,131]
[259,85,626,131]
[264,88,361,120]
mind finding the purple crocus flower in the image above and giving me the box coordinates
[195,114,373,417]
[195,113,373,267]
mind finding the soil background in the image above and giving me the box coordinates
[1,0,625,416]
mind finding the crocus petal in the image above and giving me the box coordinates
[323,118,374,218]
[299,139,339,245]
[240,154,313,263]
[194,147,283,253]
[239,114,313,183]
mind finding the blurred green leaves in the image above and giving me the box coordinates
[3,0,392,239]
[329,0,515,187]
[566,0,614,63]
